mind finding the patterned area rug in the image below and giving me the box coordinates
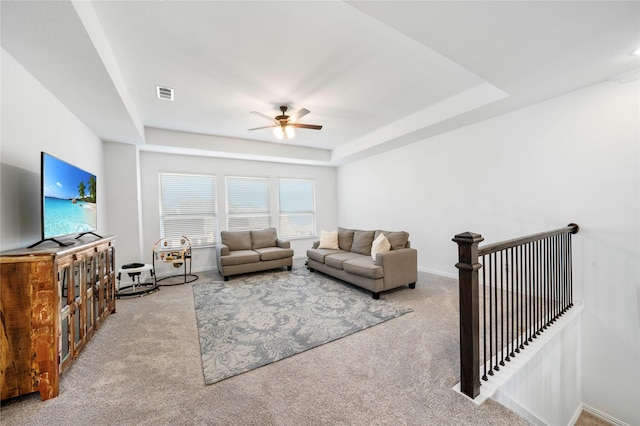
[192,267,413,385]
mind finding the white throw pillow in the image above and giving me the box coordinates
[371,233,391,262]
[318,230,339,249]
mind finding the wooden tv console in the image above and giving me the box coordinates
[0,236,116,401]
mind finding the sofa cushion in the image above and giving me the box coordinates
[254,247,294,261]
[371,233,391,262]
[219,249,260,266]
[325,252,363,270]
[350,230,375,255]
[338,227,355,252]
[307,248,343,263]
[318,230,339,249]
[343,256,384,280]
[251,228,278,249]
[221,231,252,251]
[374,230,409,250]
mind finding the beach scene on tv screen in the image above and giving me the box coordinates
[43,155,97,238]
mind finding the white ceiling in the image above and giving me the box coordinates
[2,1,639,165]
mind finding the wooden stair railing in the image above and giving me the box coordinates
[453,224,579,399]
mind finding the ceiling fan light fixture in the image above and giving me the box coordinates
[273,124,294,140]
[284,125,295,139]
[250,105,321,139]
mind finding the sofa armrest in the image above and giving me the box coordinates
[376,248,418,288]
[276,239,291,249]
[216,243,230,273]
[216,243,230,257]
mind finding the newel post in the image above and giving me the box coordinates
[453,231,484,399]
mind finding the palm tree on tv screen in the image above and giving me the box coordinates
[88,176,96,203]
[78,181,86,200]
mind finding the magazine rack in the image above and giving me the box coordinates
[152,236,198,285]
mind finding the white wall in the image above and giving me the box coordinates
[103,142,144,270]
[337,80,639,425]
[1,48,107,251]
[131,150,337,276]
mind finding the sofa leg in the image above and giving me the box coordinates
[308,267,315,272]
[372,292,380,300]
[409,283,416,289]
[287,266,292,271]
[223,276,229,282]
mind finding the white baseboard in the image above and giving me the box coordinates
[569,403,583,425]
[419,266,457,279]
[581,403,630,426]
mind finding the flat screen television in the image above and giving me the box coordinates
[30,152,99,247]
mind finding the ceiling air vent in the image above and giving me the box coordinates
[156,86,174,101]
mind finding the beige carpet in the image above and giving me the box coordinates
[1,259,531,425]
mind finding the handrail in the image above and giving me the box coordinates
[453,223,579,399]
[479,223,579,256]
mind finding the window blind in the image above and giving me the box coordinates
[159,173,217,247]
[279,178,315,238]
[225,176,271,231]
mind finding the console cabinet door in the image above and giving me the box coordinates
[85,254,96,340]
[96,244,116,321]
[0,256,59,400]
[57,258,73,373]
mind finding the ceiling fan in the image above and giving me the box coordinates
[249,106,323,139]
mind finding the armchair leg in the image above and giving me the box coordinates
[223,276,229,282]
[287,266,292,271]
[409,283,416,289]
[372,292,380,300]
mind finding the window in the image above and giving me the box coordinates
[225,176,270,231]
[279,178,315,238]
[159,173,217,247]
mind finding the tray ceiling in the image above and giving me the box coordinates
[2,1,638,164]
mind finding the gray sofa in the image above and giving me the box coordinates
[307,227,417,299]
[216,228,294,281]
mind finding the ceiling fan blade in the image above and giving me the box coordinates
[250,111,276,122]
[248,125,277,131]
[291,123,322,130]
[288,108,310,123]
